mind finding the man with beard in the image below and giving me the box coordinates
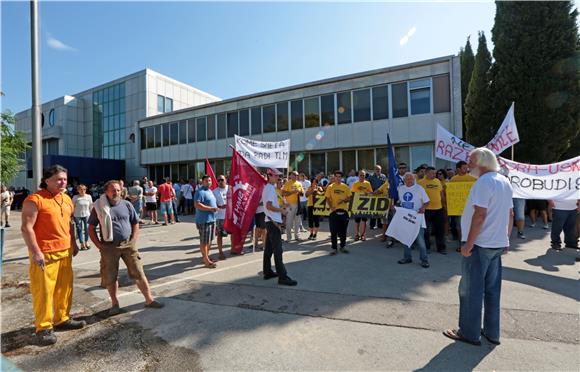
[88,180,164,316]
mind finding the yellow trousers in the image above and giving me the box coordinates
[28,249,73,332]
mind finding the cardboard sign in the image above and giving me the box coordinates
[312,194,332,216]
[386,207,423,247]
[446,182,475,216]
[351,193,390,217]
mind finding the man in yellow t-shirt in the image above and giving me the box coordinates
[449,160,477,245]
[325,170,352,255]
[281,171,304,242]
[351,170,372,241]
[418,167,447,254]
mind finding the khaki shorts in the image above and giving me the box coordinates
[99,240,145,287]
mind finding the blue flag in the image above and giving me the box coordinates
[387,134,399,202]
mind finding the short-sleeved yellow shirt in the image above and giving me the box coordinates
[282,180,304,205]
[325,183,352,211]
[417,178,443,210]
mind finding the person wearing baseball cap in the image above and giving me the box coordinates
[261,168,297,286]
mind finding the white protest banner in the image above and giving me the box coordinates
[486,102,519,155]
[435,124,474,163]
[498,156,580,200]
[234,135,290,169]
[386,207,423,247]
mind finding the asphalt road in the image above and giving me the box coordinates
[2,211,578,371]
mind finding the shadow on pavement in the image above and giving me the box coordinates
[415,342,496,371]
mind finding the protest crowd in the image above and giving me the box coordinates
[10,105,580,347]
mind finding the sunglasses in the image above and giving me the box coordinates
[218,179,226,182]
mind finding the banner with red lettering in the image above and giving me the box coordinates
[498,156,580,200]
[435,124,475,163]
[485,102,519,155]
[224,148,267,252]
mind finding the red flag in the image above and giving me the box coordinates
[205,159,218,191]
[224,147,267,252]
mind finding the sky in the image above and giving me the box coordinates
[1,1,501,114]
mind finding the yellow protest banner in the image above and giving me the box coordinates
[446,182,475,216]
[351,193,390,216]
[313,194,331,216]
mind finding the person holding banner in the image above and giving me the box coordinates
[262,168,297,286]
[306,178,324,240]
[444,148,513,346]
[351,170,373,241]
[369,165,387,230]
[326,170,352,255]
[374,179,393,245]
[396,173,430,268]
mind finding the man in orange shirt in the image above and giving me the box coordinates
[157,177,175,225]
[21,165,86,346]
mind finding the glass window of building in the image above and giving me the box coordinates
[146,127,154,148]
[171,164,179,181]
[342,150,356,174]
[217,113,226,139]
[207,115,216,140]
[179,164,188,181]
[214,159,225,176]
[262,105,276,133]
[376,147,388,170]
[239,109,250,136]
[154,125,162,148]
[162,123,170,146]
[392,82,408,118]
[251,107,261,135]
[410,144,433,169]
[358,149,374,171]
[304,97,320,128]
[337,92,352,124]
[197,117,207,141]
[409,79,431,115]
[187,119,195,143]
[170,122,179,145]
[432,74,450,113]
[187,163,195,180]
[165,97,173,113]
[157,95,164,113]
[310,153,325,176]
[276,102,289,131]
[372,85,389,120]
[227,111,239,137]
[195,161,205,181]
[353,89,371,122]
[178,120,187,144]
[140,128,146,150]
[321,94,335,126]
[395,146,410,166]
[327,151,339,173]
[291,100,303,130]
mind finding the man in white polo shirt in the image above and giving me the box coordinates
[444,147,513,346]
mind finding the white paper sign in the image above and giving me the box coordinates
[435,124,474,163]
[234,135,290,169]
[486,102,519,155]
[386,207,423,247]
[498,156,580,200]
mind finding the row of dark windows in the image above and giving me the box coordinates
[140,75,450,150]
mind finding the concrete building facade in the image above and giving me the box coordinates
[14,69,219,188]
[138,55,461,182]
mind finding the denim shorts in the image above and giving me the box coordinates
[513,198,525,222]
[159,201,174,216]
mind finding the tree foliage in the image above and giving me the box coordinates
[459,36,474,135]
[464,31,494,146]
[490,1,580,163]
[1,110,29,184]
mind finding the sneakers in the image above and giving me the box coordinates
[386,240,394,248]
[340,247,350,254]
[421,261,430,268]
[528,223,536,228]
[398,258,412,264]
[35,329,57,346]
[517,231,526,239]
[543,224,549,229]
[278,276,298,286]
[54,319,86,331]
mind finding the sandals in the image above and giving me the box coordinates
[442,329,481,346]
[354,235,360,241]
[204,262,217,269]
[360,235,366,241]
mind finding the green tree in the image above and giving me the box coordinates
[1,110,29,184]
[464,31,494,146]
[490,1,580,163]
[459,36,475,136]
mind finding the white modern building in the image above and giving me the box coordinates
[14,69,219,188]
[138,55,461,182]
